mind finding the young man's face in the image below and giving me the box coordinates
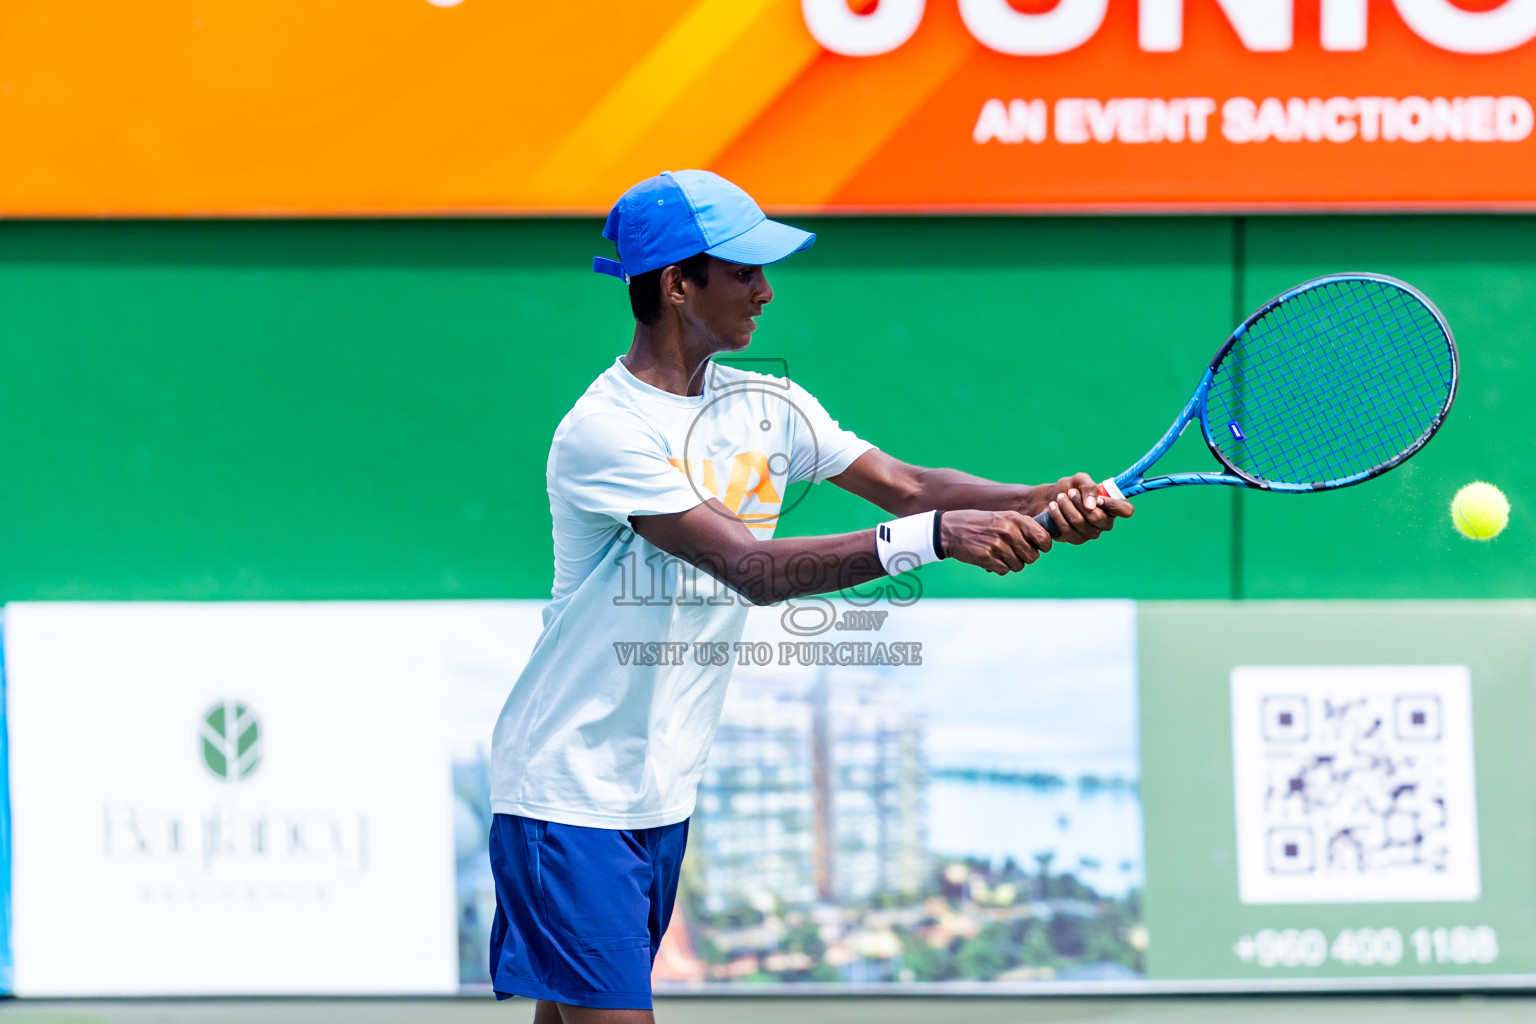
[682,257,773,352]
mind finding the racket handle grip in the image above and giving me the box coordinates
[1031,479,1125,540]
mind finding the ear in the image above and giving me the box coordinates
[659,264,688,309]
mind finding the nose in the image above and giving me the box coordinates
[756,269,773,306]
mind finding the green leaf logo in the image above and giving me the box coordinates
[200,701,261,782]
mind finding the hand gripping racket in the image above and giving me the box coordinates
[1035,273,1458,536]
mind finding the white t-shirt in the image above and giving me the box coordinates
[491,357,873,829]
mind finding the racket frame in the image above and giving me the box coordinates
[1109,272,1458,500]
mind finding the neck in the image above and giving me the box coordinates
[622,321,714,397]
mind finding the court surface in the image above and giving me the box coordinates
[2,996,1534,1024]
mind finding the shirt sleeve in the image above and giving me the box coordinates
[553,411,706,524]
[787,383,875,486]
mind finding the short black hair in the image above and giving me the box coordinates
[628,253,712,325]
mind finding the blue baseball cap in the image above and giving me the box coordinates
[593,170,815,282]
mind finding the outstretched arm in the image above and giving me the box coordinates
[829,449,1133,544]
[631,497,1055,605]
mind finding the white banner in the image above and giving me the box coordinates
[5,602,476,995]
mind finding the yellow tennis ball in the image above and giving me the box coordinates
[1451,482,1509,541]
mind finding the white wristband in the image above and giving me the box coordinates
[876,510,945,576]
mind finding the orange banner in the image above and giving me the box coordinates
[1,1,1533,215]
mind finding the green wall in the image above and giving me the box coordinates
[0,217,1528,601]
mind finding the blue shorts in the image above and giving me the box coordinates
[487,813,689,1010]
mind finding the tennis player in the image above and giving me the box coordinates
[488,170,1132,1023]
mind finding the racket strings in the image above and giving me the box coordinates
[1205,278,1455,486]
[1225,284,1448,481]
[1245,289,1443,481]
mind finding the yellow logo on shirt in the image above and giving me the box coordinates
[669,453,780,529]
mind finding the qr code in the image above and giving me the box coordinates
[1231,665,1481,904]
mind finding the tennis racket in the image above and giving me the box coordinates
[1036,272,1458,536]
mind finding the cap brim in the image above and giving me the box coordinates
[705,218,815,267]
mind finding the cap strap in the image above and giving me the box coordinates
[592,256,628,282]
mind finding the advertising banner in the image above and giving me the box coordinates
[449,599,1148,989]
[0,618,11,996]
[2,2,1534,215]
[4,598,1535,994]
[4,603,461,996]
[1138,601,1536,989]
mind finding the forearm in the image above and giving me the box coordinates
[711,530,887,606]
[631,502,889,606]
[901,466,1051,517]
